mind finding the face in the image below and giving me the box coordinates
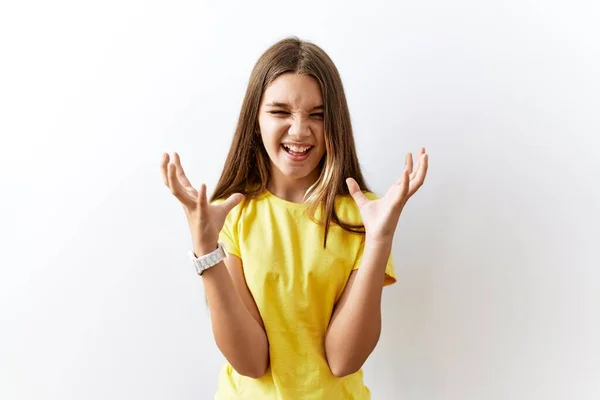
[257,73,326,189]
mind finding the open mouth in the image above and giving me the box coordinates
[281,144,313,156]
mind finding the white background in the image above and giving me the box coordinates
[1,1,599,399]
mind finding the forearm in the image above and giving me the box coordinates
[200,250,269,378]
[324,238,392,377]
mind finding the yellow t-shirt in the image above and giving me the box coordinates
[213,189,396,399]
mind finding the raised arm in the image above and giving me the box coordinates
[325,148,428,377]
[161,152,269,378]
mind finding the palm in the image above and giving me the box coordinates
[347,147,429,241]
[161,152,244,248]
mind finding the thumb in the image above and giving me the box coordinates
[346,178,369,207]
[220,192,245,214]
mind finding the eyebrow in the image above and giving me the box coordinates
[265,102,324,111]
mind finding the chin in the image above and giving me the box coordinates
[275,163,316,179]
[281,169,313,179]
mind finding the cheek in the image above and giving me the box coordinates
[313,124,325,146]
[259,119,287,139]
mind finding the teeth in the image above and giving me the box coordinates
[283,144,312,153]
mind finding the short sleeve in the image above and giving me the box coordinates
[210,198,242,258]
[350,191,397,287]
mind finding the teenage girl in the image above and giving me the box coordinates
[161,36,428,399]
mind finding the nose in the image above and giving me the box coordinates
[287,116,310,139]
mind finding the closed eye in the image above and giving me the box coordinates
[267,110,323,119]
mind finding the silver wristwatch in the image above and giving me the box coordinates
[188,243,228,276]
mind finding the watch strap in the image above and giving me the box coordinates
[188,242,228,275]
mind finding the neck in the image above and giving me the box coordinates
[267,183,310,204]
[268,170,320,204]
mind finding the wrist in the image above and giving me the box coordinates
[194,241,219,257]
[365,235,393,249]
[359,236,393,275]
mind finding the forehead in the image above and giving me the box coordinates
[261,73,323,107]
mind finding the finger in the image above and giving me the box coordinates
[409,147,426,181]
[197,184,208,209]
[220,193,245,214]
[416,153,428,181]
[400,168,410,199]
[406,152,413,176]
[160,153,170,187]
[168,162,192,205]
[167,162,180,193]
[395,155,411,186]
[346,177,369,207]
[408,153,429,196]
[173,152,194,189]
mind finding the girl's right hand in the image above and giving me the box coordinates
[161,152,244,254]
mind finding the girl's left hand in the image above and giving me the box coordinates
[347,147,429,242]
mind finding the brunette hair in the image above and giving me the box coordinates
[210,36,371,247]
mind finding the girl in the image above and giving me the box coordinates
[161,37,428,399]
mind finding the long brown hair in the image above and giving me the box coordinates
[210,36,371,248]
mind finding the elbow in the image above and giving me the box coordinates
[233,351,269,379]
[329,361,361,378]
[325,334,379,378]
[325,346,362,378]
[215,333,270,379]
[238,364,268,379]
